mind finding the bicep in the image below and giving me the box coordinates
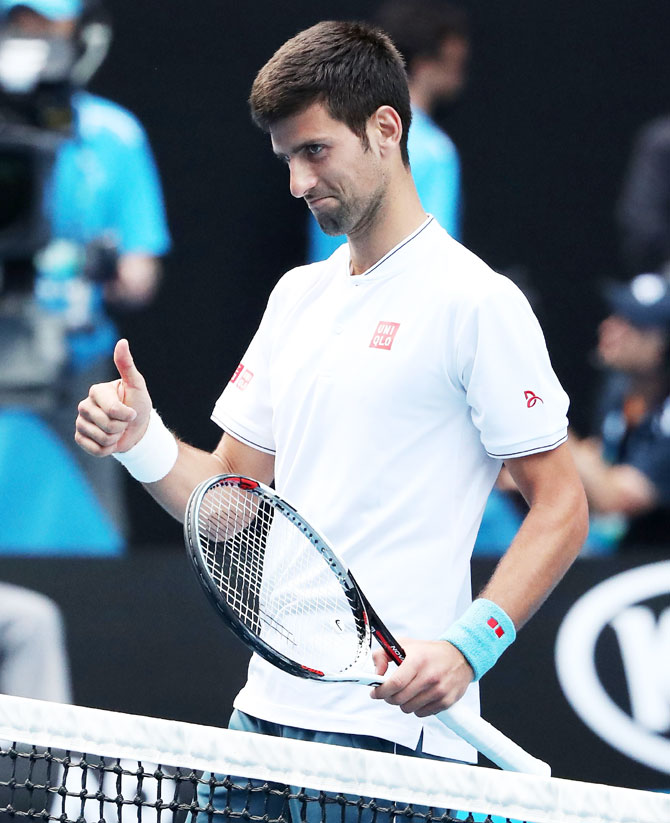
[505,443,585,508]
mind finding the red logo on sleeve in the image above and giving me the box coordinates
[524,390,544,408]
[230,363,254,390]
[369,321,400,350]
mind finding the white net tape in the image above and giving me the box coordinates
[0,695,668,823]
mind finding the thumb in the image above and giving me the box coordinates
[372,648,390,676]
[114,339,145,392]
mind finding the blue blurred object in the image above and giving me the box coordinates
[0,0,83,20]
[0,408,123,554]
[472,488,523,556]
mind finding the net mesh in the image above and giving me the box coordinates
[0,695,668,823]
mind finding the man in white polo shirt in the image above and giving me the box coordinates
[75,20,588,769]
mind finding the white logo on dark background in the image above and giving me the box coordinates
[555,561,670,774]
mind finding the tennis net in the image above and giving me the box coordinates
[0,695,667,823]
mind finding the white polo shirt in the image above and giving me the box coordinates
[212,217,569,760]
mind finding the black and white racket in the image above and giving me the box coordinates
[184,474,550,776]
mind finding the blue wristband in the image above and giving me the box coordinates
[439,599,516,681]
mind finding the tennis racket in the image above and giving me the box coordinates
[184,474,550,776]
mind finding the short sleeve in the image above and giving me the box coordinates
[456,279,569,458]
[211,293,279,454]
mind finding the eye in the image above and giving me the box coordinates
[305,144,324,157]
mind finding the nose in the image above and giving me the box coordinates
[289,158,317,199]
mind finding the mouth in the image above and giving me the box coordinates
[306,195,336,209]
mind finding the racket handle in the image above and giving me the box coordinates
[436,702,551,776]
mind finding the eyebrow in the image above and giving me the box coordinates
[272,139,326,160]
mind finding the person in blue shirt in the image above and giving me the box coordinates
[0,0,170,552]
[307,0,469,263]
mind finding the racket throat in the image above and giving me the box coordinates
[372,629,404,666]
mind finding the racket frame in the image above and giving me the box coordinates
[185,474,380,683]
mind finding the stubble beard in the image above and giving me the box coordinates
[313,179,387,239]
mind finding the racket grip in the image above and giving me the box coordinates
[435,702,551,776]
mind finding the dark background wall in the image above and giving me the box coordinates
[84,0,670,545]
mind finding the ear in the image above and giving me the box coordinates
[369,105,403,158]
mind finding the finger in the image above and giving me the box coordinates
[87,383,138,423]
[74,427,122,458]
[372,649,390,676]
[395,685,446,716]
[414,699,454,718]
[75,416,125,450]
[399,677,470,717]
[370,664,418,701]
[411,686,467,717]
[113,339,146,391]
[77,400,132,436]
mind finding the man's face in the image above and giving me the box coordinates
[597,315,668,374]
[270,101,389,238]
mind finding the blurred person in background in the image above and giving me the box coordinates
[307,0,469,262]
[570,273,670,553]
[0,0,170,553]
[0,583,71,702]
[617,117,670,277]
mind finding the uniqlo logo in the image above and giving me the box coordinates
[230,363,253,390]
[369,321,400,350]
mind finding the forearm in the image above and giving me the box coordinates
[142,440,227,522]
[482,445,588,629]
[140,428,275,523]
[479,488,587,629]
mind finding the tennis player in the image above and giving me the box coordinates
[75,21,588,768]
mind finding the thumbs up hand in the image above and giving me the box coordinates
[75,339,153,457]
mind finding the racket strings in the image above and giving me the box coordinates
[196,482,369,673]
[198,487,270,635]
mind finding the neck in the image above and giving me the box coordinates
[347,172,427,275]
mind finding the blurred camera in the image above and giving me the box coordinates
[0,19,110,403]
[0,29,75,278]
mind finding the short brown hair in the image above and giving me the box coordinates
[249,20,412,165]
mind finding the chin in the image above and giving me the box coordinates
[314,214,345,236]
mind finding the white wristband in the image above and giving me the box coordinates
[113,408,178,483]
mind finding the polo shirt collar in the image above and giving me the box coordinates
[345,215,435,281]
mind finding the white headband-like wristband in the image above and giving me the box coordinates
[112,408,179,483]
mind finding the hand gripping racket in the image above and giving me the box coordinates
[184,474,550,776]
